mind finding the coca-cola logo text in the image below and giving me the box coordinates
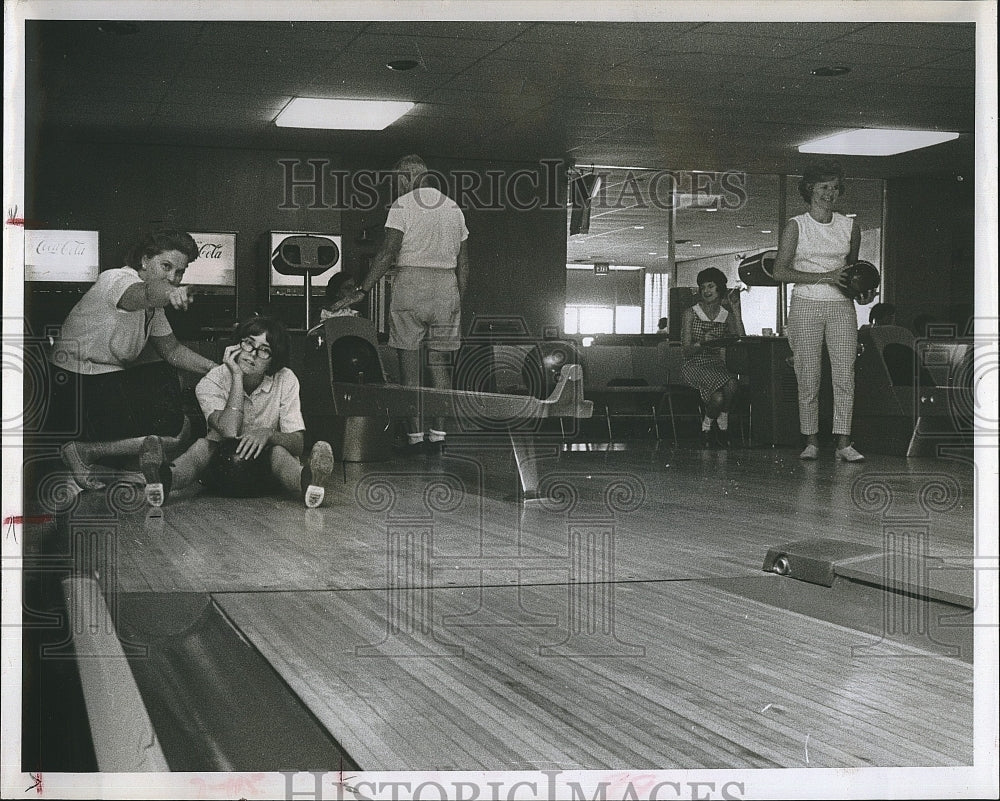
[34,239,88,256]
[198,242,225,259]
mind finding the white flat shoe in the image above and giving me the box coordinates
[835,444,865,462]
[302,441,334,508]
[799,444,819,460]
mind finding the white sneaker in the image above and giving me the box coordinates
[835,444,865,462]
[139,436,170,507]
[302,441,335,508]
[799,443,819,460]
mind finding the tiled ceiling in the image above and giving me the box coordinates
[21,17,979,269]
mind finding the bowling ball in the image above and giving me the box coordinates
[330,335,384,383]
[204,438,272,497]
[738,250,779,287]
[840,260,880,300]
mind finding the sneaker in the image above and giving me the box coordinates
[59,441,105,490]
[835,444,865,462]
[301,440,334,508]
[799,443,820,460]
[139,435,171,507]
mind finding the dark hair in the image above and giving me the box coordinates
[393,153,428,175]
[657,317,668,329]
[126,229,199,269]
[325,271,356,303]
[798,160,845,203]
[234,315,290,375]
[869,302,896,325]
[696,267,728,292]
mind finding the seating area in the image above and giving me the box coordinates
[853,325,974,456]
[574,340,709,445]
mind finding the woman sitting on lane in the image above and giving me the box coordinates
[139,315,334,508]
[49,229,218,489]
[680,267,746,448]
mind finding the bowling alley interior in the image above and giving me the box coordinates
[8,10,996,794]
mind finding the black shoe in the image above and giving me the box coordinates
[140,436,171,507]
[425,438,445,455]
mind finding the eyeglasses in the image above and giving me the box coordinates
[239,337,272,359]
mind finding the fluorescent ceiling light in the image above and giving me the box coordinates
[275,98,414,130]
[674,193,721,210]
[799,129,959,156]
[566,263,643,270]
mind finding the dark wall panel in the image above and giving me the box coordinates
[885,175,975,336]
[26,141,567,339]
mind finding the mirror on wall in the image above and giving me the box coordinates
[671,173,781,337]
[566,169,885,336]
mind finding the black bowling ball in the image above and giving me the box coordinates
[841,260,880,300]
[205,438,271,497]
[330,335,383,383]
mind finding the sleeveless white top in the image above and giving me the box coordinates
[790,211,854,302]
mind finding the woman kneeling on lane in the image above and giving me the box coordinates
[50,229,219,489]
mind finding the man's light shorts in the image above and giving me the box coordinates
[388,268,461,352]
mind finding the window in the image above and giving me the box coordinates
[565,305,611,334]
[615,305,642,333]
[644,272,669,333]
[567,171,886,336]
[564,304,643,334]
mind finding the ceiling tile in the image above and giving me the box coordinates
[365,21,531,41]
[839,22,975,50]
[22,18,983,270]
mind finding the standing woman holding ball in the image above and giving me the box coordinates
[772,160,876,463]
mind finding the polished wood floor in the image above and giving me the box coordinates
[27,438,978,771]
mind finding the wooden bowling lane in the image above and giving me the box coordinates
[213,579,972,770]
[81,442,974,595]
[32,441,976,774]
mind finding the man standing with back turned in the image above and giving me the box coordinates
[332,154,469,453]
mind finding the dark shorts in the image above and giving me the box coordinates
[202,440,280,497]
[50,361,186,441]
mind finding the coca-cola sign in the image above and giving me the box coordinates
[185,231,237,286]
[24,230,99,282]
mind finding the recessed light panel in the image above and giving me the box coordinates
[799,129,959,156]
[275,98,414,130]
[387,59,420,71]
[810,66,851,77]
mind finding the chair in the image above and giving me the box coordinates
[657,341,703,446]
[854,326,969,455]
[603,377,661,441]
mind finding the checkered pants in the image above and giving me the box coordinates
[786,296,857,436]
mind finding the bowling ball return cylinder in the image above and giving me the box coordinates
[311,324,393,463]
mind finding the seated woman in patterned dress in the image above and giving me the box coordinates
[680,267,746,448]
